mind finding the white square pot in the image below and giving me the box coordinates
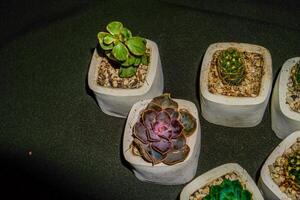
[180,163,264,200]
[259,130,300,200]
[123,98,201,185]
[271,57,300,139]
[88,39,164,118]
[200,42,273,127]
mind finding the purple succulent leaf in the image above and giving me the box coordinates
[147,128,161,141]
[162,144,190,165]
[170,120,184,139]
[179,109,197,137]
[148,147,166,165]
[165,108,179,120]
[133,122,148,144]
[156,110,171,125]
[142,109,157,129]
[132,139,153,163]
[150,94,178,110]
[151,138,172,155]
[171,134,186,150]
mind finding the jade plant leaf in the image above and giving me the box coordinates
[120,27,132,41]
[134,57,141,66]
[126,37,146,56]
[121,55,136,67]
[98,32,113,50]
[112,43,128,61]
[119,66,136,78]
[103,34,115,44]
[106,21,123,35]
[141,54,149,65]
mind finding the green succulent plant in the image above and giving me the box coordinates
[203,179,252,200]
[217,48,246,85]
[292,61,300,91]
[287,153,300,187]
[97,21,149,78]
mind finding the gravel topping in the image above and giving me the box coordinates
[96,54,149,89]
[189,172,248,200]
[286,65,300,113]
[269,138,300,200]
[208,50,264,97]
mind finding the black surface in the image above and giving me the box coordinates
[0,0,299,199]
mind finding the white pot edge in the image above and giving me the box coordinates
[260,130,300,199]
[123,98,200,168]
[180,163,264,200]
[200,42,273,106]
[88,39,159,97]
[279,57,300,121]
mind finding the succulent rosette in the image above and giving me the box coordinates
[131,94,197,165]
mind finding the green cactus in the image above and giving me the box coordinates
[287,153,300,187]
[292,61,300,91]
[217,48,246,85]
[97,21,149,78]
[203,179,252,200]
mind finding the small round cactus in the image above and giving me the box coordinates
[131,94,197,166]
[292,61,300,91]
[97,21,149,78]
[203,179,252,200]
[217,48,246,85]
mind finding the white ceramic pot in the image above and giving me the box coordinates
[123,98,201,185]
[88,39,164,118]
[200,42,273,127]
[271,57,300,139]
[180,163,264,200]
[259,130,300,200]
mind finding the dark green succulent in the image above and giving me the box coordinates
[203,179,252,200]
[97,21,149,78]
[217,48,245,85]
[287,153,300,187]
[292,61,300,91]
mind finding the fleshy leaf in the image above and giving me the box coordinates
[152,121,172,139]
[142,109,157,129]
[112,43,128,61]
[106,21,123,35]
[98,32,113,50]
[141,54,149,65]
[179,109,197,137]
[103,34,115,44]
[162,144,190,165]
[151,138,172,154]
[119,66,136,78]
[151,94,178,110]
[148,147,166,165]
[171,134,186,150]
[133,122,148,144]
[156,111,171,125]
[170,120,184,138]
[165,108,179,120]
[147,129,161,141]
[121,55,136,67]
[126,37,146,56]
[120,27,132,41]
[132,139,153,163]
[146,102,162,111]
[133,57,141,66]
[105,51,117,61]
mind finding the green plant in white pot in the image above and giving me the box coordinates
[88,21,163,118]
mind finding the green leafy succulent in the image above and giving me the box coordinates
[97,21,149,78]
[287,153,300,187]
[292,61,300,91]
[203,179,252,200]
[217,48,246,85]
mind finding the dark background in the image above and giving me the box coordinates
[0,0,299,199]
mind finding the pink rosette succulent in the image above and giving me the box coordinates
[131,94,197,165]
